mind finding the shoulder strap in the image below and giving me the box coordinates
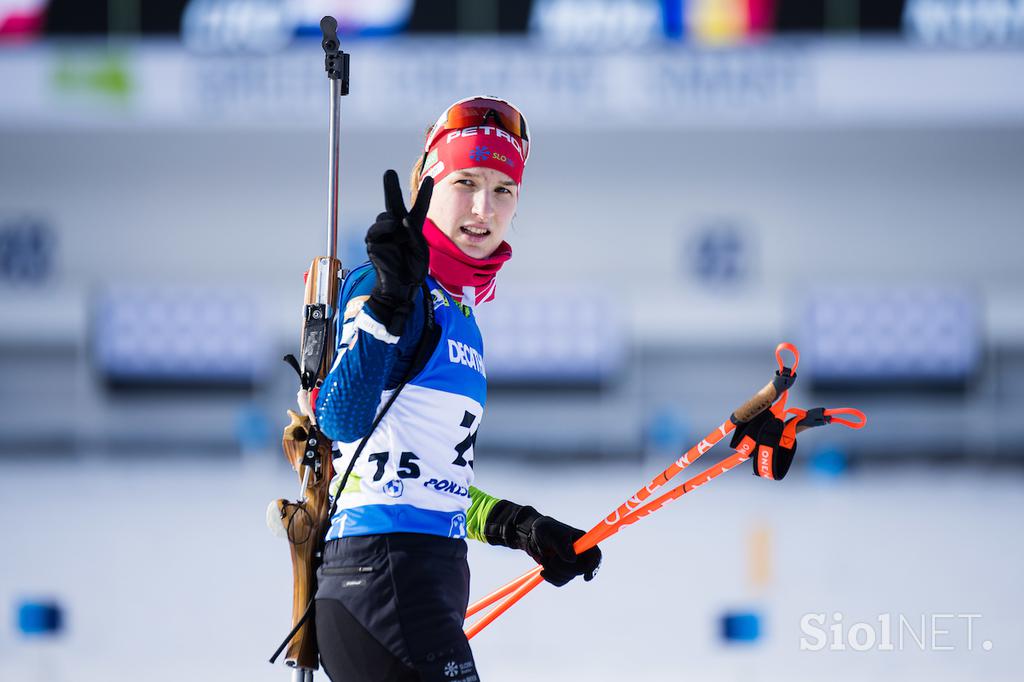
[327,281,434,524]
[269,284,437,665]
[405,286,441,381]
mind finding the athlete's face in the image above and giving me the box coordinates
[426,167,518,259]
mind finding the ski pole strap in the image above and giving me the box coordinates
[739,404,868,481]
[786,406,867,432]
[732,409,796,481]
[822,407,867,429]
[797,407,829,429]
[771,342,798,394]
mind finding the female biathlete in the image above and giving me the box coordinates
[308,96,603,682]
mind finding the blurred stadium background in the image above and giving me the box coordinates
[2,1,1023,680]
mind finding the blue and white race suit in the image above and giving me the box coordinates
[315,263,493,541]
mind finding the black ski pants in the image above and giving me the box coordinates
[315,533,479,682]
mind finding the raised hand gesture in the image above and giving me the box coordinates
[365,170,434,336]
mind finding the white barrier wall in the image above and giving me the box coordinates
[2,41,1023,457]
[2,125,1023,344]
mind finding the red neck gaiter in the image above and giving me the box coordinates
[423,219,512,305]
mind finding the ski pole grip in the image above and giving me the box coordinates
[731,380,782,424]
[731,342,801,424]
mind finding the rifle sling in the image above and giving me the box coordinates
[270,283,437,665]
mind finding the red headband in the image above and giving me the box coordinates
[421,125,525,186]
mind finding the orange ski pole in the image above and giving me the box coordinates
[464,410,745,624]
[465,566,540,615]
[463,404,745,624]
[465,448,753,638]
[464,343,799,630]
[466,404,865,639]
[594,342,798,541]
[601,407,865,539]
[464,571,545,639]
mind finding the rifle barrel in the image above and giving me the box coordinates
[327,77,341,260]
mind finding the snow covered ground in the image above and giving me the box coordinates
[1,454,1021,682]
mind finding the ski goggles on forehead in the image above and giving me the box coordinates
[424,96,530,163]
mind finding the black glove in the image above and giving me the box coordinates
[365,170,434,336]
[730,408,797,480]
[484,501,602,587]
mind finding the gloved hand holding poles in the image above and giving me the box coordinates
[483,501,602,587]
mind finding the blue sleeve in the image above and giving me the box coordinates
[314,262,425,443]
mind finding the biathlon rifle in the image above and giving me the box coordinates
[267,16,349,682]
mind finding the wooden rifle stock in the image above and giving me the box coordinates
[279,255,341,671]
[276,408,333,671]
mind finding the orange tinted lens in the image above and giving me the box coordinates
[425,98,530,162]
[444,99,529,141]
